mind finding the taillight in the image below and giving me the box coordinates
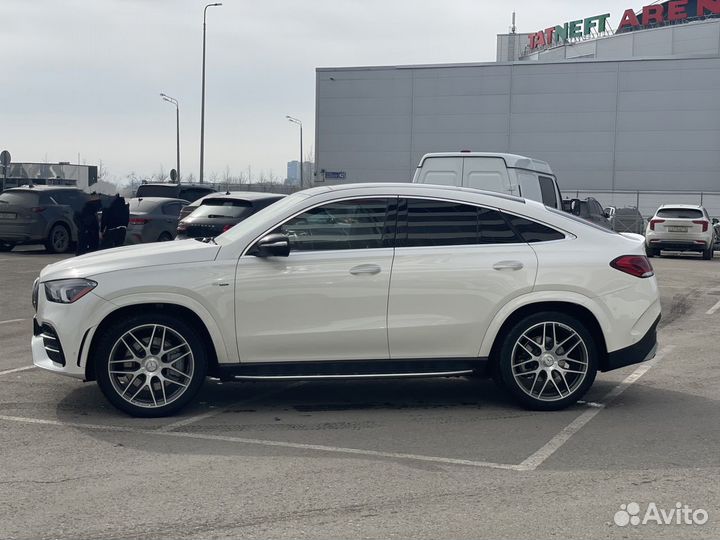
[649,219,664,230]
[222,223,235,232]
[610,255,654,278]
[31,207,47,213]
[129,218,149,225]
[692,220,709,232]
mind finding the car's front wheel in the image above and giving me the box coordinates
[497,312,598,411]
[95,313,208,417]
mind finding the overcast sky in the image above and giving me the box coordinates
[2,0,639,184]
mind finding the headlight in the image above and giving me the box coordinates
[44,279,98,304]
[32,278,39,311]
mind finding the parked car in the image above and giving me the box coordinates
[412,152,563,209]
[135,183,215,203]
[32,183,660,417]
[0,186,88,253]
[176,192,286,239]
[605,206,645,234]
[125,197,189,244]
[563,197,612,229]
[645,204,716,259]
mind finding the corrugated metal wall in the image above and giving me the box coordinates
[316,56,720,193]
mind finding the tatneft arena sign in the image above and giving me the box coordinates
[528,0,720,50]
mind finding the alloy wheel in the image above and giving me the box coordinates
[51,226,69,252]
[510,321,589,402]
[107,324,195,408]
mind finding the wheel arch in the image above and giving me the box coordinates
[85,302,220,381]
[485,301,609,374]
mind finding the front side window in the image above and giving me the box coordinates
[397,199,521,247]
[275,198,395,252]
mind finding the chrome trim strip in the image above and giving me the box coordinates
[230,369,474,381]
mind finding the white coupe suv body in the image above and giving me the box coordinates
[32,184,661,416]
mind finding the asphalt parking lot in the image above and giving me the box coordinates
[1,247,719,540]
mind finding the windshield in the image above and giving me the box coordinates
[214,191,311,245]
[190,199,254,219]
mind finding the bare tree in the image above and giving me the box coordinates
[153,165,168,182]
[97,159,108,182]
[185,172,196,183]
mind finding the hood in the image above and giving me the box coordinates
[40,239,221,281]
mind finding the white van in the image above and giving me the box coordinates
[412,152,563,209]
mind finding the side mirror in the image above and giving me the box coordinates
[250,233,290,257]
[570,199,582,216]
[603,211,610,219]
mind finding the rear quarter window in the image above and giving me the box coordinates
[0,191,40,206]
[504,214,566,242]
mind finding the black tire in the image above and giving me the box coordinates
[157,231,173,242]
[0,242,14,252]
[645,245,657,258]
[95,312,208,417]
[45,223,71,253]
[497,312,598,411]
[702,246,714,260]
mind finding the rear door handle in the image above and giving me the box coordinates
[349,264,381,276]
[493,260,524,271]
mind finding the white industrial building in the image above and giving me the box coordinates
[314,5,720,214]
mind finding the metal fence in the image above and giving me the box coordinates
[565,190,720,219]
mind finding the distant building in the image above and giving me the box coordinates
[285,160,313,187]
[1,162,98,192]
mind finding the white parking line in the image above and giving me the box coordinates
[517,345,674,471]
[0,365,35,376]
[706,299,720,315]
[155,381,307,433]
[0,318,28,325]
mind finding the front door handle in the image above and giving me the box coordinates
[493,260,524,271]
[349,264,381,276]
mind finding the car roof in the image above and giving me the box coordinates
[5,186,84,192]
[300,182,526,204]
[130,197,189,204]
[657,203,703,209]
[418,152,553,175]
[193,191,287,203]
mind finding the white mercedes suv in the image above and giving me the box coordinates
[31,184,661,417]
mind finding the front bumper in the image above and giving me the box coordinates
[603,314,660,371]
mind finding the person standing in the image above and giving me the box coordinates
[101,194,129,249]
[75,192,102,256]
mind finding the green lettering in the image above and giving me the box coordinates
[568,19,582,38]
[596,13,611,32]
[554,23,568,43]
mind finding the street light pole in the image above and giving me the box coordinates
[286,116,303,188]
[200,2,222,184]
[160,93,180,182]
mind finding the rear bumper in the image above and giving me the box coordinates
[603,314,660,371]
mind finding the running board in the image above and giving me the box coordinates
[214,358,488,381]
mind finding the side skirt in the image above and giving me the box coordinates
[214,358,489,381]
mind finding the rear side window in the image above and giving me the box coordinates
[538,176,559,208]
[505,214,565,242]
[0,192,40,206]
[136,185,179,198]
[656,208,703,219]
[398,199,520,247]
[162,202,183,217]
[51,190,87,211]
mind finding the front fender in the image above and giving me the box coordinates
[477,291,613,357]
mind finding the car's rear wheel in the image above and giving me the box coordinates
[702,245,714,260]
[95,313,208,417]
[645,245,658,258]
[0,242,14,252]
[498,312,598,411]
[45,223,70,253]
[157,231,173,242]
